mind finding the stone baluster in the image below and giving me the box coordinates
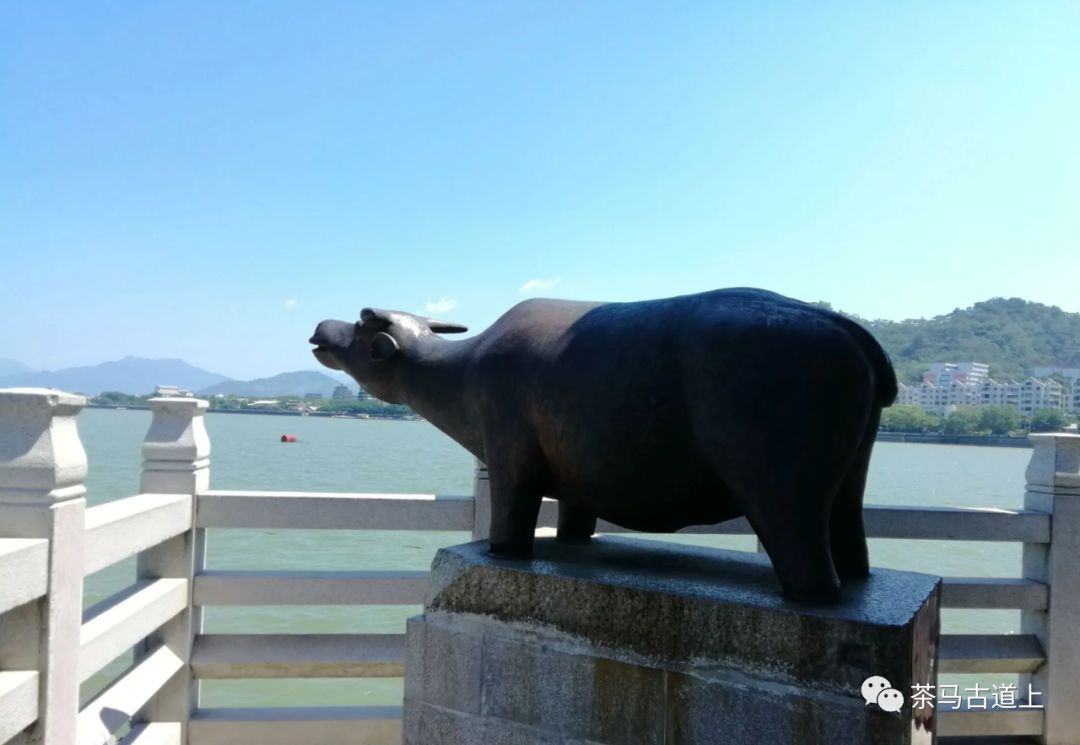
[471,457,490,542]
[0,389,88,745]
[140,397,210,496]
[1021,433,1080,744]
[134,397,210,741]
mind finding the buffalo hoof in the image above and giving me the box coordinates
[835,564,871,580]
[487,541,534,560]
[781,586,843,605]
[555,532,593,544]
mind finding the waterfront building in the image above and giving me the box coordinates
[894,382,922,409]
[1024,368,1078,414]
[896,379,982,416]
[1019,377,1067,415]
[331,384,354,400]
[1029,366,1080,381]
[923,362,990,387]
[154,384,194,397]
[304,392,322,399]
[900,369,1079,418]
[357,388,371,401]
[896,362,992,415]
[981,379,1022,408]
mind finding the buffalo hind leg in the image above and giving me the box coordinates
[742,500,840,603]
[557,502,597,543]
[830,408,882,579]
[706,431,853,603]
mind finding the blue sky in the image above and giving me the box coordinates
[2,1,1077,380]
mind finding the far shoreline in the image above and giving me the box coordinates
[83,403,420,422]
[874,432,1032,448]
[84,405,1048,444]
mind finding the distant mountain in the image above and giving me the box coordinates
[318,369,360,386]
[0,357,34,378]
[198,371,357,398]
[0,357,232,395]
[819,298,1080,383]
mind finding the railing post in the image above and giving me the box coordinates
[0,388,88,745]
[134,397,210,743]
[1021,433,1080,745]
[471,458,489,541]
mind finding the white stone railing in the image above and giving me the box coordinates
[1,388,1079,744]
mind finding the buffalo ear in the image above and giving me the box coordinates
[370,332,400,362]
[360,307,393,331]
[426,318,468,334]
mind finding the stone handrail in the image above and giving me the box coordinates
[1,388,1078,744]
[1,391,206,745]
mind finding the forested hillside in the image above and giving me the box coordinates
[818,298,1080,383]
[198,371,355,398]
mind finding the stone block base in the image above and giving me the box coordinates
[403,537,941,745]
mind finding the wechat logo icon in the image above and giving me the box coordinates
[862,676,905,713]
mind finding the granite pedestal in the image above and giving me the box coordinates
[402,537,941,745]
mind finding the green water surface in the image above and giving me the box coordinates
[77,408,1032,708]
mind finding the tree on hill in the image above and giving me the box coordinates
[198,371,352,398]
[1030,408,1069,433]
[1046,373,1075,390]
[979,405,1021,435]
[206,395,244,410]
[94,391,150,405]
[941,406,982,435]
[318,398,414,417]
[815,298,1080,383]
[879,405,940,433]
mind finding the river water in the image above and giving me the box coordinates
[78,408,1033,708]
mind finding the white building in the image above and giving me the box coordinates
[895,383,917,408]
[154,385,194,397]
[980,379,1021,409]
[896,379,982,416]
[327,385,372,402]
[924,362,990,387]
[1019,377,1068,415]
[899,362,1078,417]
[1026,368,1079,414]
[1030,367,1080,382]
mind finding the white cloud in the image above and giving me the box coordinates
[284,299,298,310]
[425,297,457,314]
[520,277,561,293]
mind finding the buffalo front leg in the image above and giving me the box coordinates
[556,502,597,543]
[486,467,544,559]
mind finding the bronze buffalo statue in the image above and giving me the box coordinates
[310,288,897,603]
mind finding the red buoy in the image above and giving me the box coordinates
[281,435,297,443]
